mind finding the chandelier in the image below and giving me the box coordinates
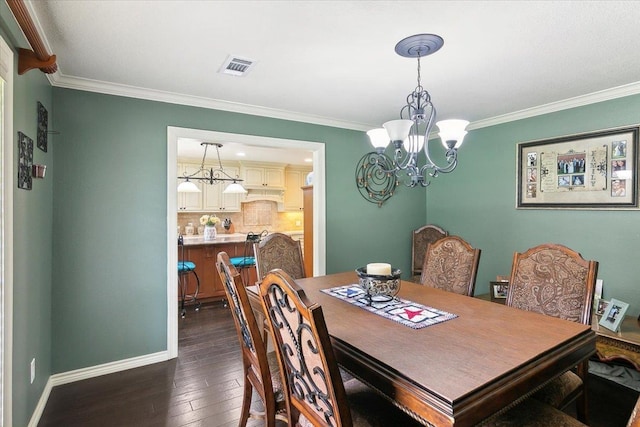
[177,142,247,194]
[356,34,469,206]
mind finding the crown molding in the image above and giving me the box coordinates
[468,81,640,131]
[47,72,640,134]
[46,72,373,132]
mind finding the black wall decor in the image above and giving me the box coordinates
[37,101,48,152]
[18,131,33,190]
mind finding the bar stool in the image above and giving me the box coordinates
[229,231,264,285]
[178,234,201,318]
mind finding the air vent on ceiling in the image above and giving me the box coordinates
[219,55,256,76]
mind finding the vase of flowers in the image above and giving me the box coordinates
[200,214,220,241]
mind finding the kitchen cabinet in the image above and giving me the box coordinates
[177,163,203,211]
[179,241,257,302]
[241,162,285,189]
[284,167,312,211]
[203,165,242,212]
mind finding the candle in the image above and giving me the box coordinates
[367,263,392,276]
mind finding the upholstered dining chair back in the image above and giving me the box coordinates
[258,269,352,426]
[411,224,447,281]
[216,252,286,426]
[254,232,306,280]
[507,243,598,324]
[506,243,598,423]
[419,235,481,296]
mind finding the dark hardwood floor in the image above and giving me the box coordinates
[39,301,267,427]
[38,301,638,426]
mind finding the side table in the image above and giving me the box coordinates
[592,314,640,371]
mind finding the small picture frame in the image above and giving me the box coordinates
[18,131,33,190]
[594,298,609,316]
[37,101,48,152]
[490,281,509,301]
[598,298,629,332]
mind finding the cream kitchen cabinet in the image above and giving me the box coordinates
[241,163,285,189]
[202,165,242,212]
[177,163,203,211]
[284,167,312,211]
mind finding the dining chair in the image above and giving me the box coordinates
[419,235,481,296]
[254,232,306,280]
[411,224,447,282]
[506,243,598,424]
[216,252,287,427]
[484,393,640,427]
[258,269,422,427]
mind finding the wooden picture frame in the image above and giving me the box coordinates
[517,125,639,209]
[598,298,629,332]
[490,281,509,301]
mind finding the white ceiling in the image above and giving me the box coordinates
[24,1,640,162]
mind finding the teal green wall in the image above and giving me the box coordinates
[427,96,640,317]
[4,4,640,425]
[0,4,54,426]
[51,88,426,373]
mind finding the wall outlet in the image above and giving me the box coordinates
[295,220,301,227]
[30,358,35,384]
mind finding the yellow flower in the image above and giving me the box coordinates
[199,214,220,227]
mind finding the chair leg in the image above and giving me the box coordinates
[576,360,589,424]
[190,270,201,312]
[178,273,187,318]
[239,370,252,426]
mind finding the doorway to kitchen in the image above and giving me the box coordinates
[166,127,325,358]
[0,33,13,426]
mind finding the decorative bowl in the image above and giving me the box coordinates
[355,267,402,302]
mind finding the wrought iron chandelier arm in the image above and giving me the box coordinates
[177,142,244,184]
[420,144,459,176]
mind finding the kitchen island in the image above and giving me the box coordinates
[179,233,258,302]
[179,231,303,303]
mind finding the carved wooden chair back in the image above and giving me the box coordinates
[507,243,598,324]
[506,243,598,423]
[412,224,447,279]
[216,252,285,426]
[419,235,481,296]
[258,269,352,426]
[254,232,306,280]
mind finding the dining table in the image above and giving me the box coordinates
[247,271,595,426]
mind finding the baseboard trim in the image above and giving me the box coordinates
[27,351,169,427]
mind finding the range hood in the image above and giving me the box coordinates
[241,188,285,210]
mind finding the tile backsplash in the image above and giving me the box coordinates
[178,200,303,235]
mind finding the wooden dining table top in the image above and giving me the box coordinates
[251,271,596,426]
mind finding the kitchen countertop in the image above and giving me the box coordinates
[181,230,303,246]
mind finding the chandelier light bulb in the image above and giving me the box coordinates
[436,119,469,150]
[366,128,390,151]
[383,119,413,143]
[223,182,248,194]
[403,135,425,153]
[177,179,201,193]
